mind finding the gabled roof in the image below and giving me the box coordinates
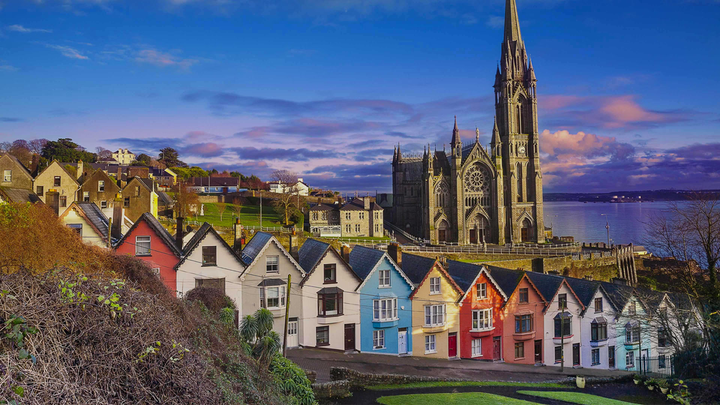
[525,272,584,312]
[239,231,305,277]
[80,168,120,192]
[176,222,246,271]
[309,203,337,212]
[446,261,509,303]
[61,202,109,242]
[401,253,437,286]
[487,266,524,298]
[0,187,42,204]
[564,277,600,308]
[348,246,414,292]
[408,258,463,300]
[35,160,79,187]
[600,281,637,314]
[340,198,382,211]
[0,154,32,178]
[114,212,181,257]
[297,239,360,286]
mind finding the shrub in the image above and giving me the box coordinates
[185,286,237,313]
[270,354,317,405]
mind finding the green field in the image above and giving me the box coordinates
[368,381,568,391]
[517,391,638,405]
[377,392,539,405]
[191,202,303,228]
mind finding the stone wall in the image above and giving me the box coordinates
[329,367,456,388]
[311,380,352,399]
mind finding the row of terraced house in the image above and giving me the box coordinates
[113,215,701,374]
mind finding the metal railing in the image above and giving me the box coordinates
[400,244,569,257]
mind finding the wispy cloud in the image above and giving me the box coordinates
[44,44,89,60]
[0,117,23,122]
[6,24,52,33]
[0,64,18,72]
[135,49,198,70]
[486,15,504,28]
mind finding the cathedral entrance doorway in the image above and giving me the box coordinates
[469,230,477,244]
[521,219,533,242]
[438,220,448,243]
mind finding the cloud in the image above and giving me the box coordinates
[7,24,52,33]
[232,147,339,161]
[0,65,17,72]
[44,44,89,60]
[135,49,198,70]
[486,15,503,28]
[0,117,22,122]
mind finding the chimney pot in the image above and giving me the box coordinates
[388,242,402,267]
[340,244,351,263]
[176,216,184,251]
[363,196,370,210]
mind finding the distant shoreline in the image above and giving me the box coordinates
[544,189,720,202]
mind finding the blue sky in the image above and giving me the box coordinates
[1,0,719,193]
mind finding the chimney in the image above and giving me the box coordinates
[388,242,402,267]
[233,217,243,252]
[363,196,370,210]
[340,244,351,263]
[176,216,184,251]
[112,203,123,239]
[584,274,594,281]
[548,270,560,276]
[77,160,84,180]
[612,277,627,286]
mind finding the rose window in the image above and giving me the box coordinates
[464,164,490,194]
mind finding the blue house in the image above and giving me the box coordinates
[349,245,415,355]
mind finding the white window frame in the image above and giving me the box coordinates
[266,256,279,273]
[424,334,436,354]
[626,351,635,368]
[373,298,398,322]
[378,269,391,288]
[151,267,160,277]
[471,338,482,357]
[471,308,493,331]
[477,282,487,299]
[135,236,151,256]
[373,330,385,349]
[429,277,441,295]
[263,286,286,310]
[98,180,105,192]
[424,304,445,327]
[83,191,90,202]
[591,348,600,366]
[2,170,11,183]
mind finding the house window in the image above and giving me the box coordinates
[659,354,666,369]
[135,186,140,197]
[373,298,397,321]
[202,246,217,266]
[471,339,482,357]
[359,212,364,220]
[312,212,318,221]
[373,330,385,349]
[151,268,160,276]
[316,326,330,346]
[379,269,391,287]
[626,351,635,368]
[425,335,436,353]
[628,301,636,316]
[554,313,572,337]
[658,328,669,348]
[2,170,10,182]
[514,342,524,359]
[132,235,151,256]
[345,213,351,220]
[36,186,44,196]
[67,224,82,236]
[375,224,379,233]
[519,288,528,303]
[345,224,351,233]
[266,256,279,273]
[591,319,608,341]
[195,278,225,294]
[515,314,533,333]
[318,290,343,316]
[429,277,441,294]
[592,348,601,365]
[625,323,640,343]
[472,309,493,330]
[324,264,336,283]
[83,192,90,202]
[321,212,327,221]
[424,304,445,326]
[355,224,360,232]
[554,346,562,363]
[98,180,105,192]
[59,196,67,207]
[123,197,130,207]
[260,286,286,309]
[100,200,107,209]
[477,283,487,299]
[54,176,61,187]
[558,293,567,310]
[595,297,603,313]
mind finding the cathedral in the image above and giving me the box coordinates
[392,0,544,245]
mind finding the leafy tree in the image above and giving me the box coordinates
[159,147,186,168]
[41,138,96,163]
[272,193,303,226]
[135,153,153,166]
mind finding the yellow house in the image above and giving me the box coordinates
[408,257,464,359]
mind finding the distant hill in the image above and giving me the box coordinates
[544,189,720,202]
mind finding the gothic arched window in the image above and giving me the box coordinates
[434,181,450,209]
[516,162,523,203]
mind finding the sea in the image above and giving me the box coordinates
[543,201,681,247]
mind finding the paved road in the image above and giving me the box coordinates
[288,348,630,384]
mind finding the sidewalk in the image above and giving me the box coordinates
[287,347,631,383]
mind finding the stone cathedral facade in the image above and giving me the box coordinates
[392,0,544,245]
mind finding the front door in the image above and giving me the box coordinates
[448,333,458,358]
[573,343,580,366]
[493,337,502,361]
[287,319,298,348]
[438,230,446,242]
[534,340,543,363]
[344,324,356,351]
[521,227,530,242]
[469,229,478,244]
[398,329,408,354]
[608,346,615,368]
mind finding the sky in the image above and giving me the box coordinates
[1,0,719,194]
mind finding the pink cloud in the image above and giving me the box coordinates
[540,129,622,157]
[136,49,197,69]
[542,95,584,110]
[599,95,667,127]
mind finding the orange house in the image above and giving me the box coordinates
[491,269,547,365]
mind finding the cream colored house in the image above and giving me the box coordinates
[239,232,306,347]
[298,239,361,351]
[59,202,110,248]
[34,160,79,215]
[112,149,136,166]
[176,223,246,316]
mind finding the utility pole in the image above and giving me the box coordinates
[282,274,291,357]
[260,192,263,230]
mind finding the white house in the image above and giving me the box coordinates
[59,202,110,248]
[268,178,309,196]
[112,149,136,166]
[297,239,361,351]
[239,232,306,348]
[175,223,247,317]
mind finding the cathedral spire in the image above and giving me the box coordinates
[491,116,500,146]
[450,116,461,149]
[504,0,523,44]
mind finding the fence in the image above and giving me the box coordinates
[627,354,675,377]
[401,244,572,257]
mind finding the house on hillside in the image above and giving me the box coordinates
[268,178,309,196]
[446,261,507,361]
[175,222,247,317]
[239,232,306,348]
[60,202,110,248]
[0,187,42,205]
[112,149,136,166]
[34,160,79,215]
[340,197,384,237]
[308,203,341,237]
[348,245,414,355]
[602,281,651,371]
[0,154,34,191]
[190,177,240,194]
[78,168,122,216]
[298,239,361,351]
[122,177,159,222]
[114,213,182,293]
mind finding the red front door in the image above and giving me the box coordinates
[448,333,457,358]
[470,229,478,244]
[493,337,502,361]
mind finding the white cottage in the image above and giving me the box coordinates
[59,202,110,248]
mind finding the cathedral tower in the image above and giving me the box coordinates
[494,0,545,243]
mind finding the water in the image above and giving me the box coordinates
[543,201,681,246]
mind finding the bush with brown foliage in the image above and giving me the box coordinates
[185,286,236,314]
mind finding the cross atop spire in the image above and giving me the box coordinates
[504,0,522,44]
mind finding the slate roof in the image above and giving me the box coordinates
[309,203,337,212]
[340,198,383,211]
[565,277,600,308]
[0,187,42,204]
[298,238,331,274]
[191,177,240,187]
[74,202,109,240]
[348,245,386,280]
[137,177,155,192]
[400,253,437,286]
[157,191,173,205]
[525,271,565,302]
[600,281,635,311]
[445,260,484,293]
[487,266,525,298]
[240,231,273,266]
[176,222,245,270]
[114,212,182,257]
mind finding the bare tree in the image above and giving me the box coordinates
[174,181,200,219]
[229,197,245,219]
[271,169,298,186]
[216,202,227,222]
[95,147,113,161]
[28,139,48,155]
[271,193,303,226]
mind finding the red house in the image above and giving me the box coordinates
[114,213,182,293]
[447,261,508,361]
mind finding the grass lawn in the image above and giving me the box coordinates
[193,202,302,228]
[517,391,638,405]
[377,392,539,405]
[368,381,568,391]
